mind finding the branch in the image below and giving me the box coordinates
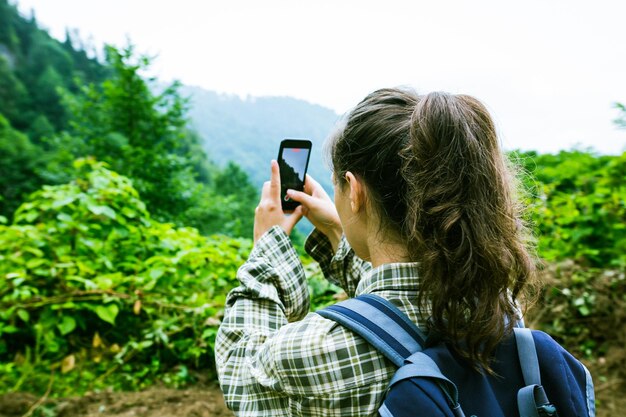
[21,371,54,417]
[2,290,131,309]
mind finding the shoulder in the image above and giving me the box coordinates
[255,311,394,397]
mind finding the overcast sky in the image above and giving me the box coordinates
[14,0,626,154]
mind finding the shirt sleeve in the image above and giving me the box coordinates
[304,228,372,297]
[215,227,398,416]
[215,225,309,414]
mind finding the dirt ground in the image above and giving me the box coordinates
[0,376,622,417]
[0,385,233,417]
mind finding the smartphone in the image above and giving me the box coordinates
[277,139,312,211]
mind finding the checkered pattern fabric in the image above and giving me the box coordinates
[216,226,426,416]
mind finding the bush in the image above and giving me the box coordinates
[0,159,251,393]
[516,150,626,267]
[527,261,626,412]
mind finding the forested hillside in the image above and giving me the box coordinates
[0,0,258,238]
[0,0,107,217]
[0,1,108,136]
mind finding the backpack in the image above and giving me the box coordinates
[317,294,595,417]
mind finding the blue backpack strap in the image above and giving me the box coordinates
[583,365,596,417]
[514,328,541,386]
[319,295,467,417]
[383,352,465,417]
[514,328,559,417]
[316,294,426,367]
[518,385,558,417]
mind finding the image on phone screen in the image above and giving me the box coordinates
[278,139,311,211]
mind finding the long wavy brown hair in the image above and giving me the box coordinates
[328,88,537,371]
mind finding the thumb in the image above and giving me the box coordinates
[282,205,304,233]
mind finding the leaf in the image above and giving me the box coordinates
[17,309,30,323]
[61,354,75,373]
[92,332,103,348]
[138,340,153,350]
[95,304,119,325]
[94,276,114,290]
[24,211,39,223]
[51,302,76,310]
[57,316,77,335]
[24,247,44,257]
[57,212,73,223]
[149,268,165,280]
[88,204,116,220]
[133,300,142,315]
[121,207,136,218]
[52,195,77,209]
[0,325,19,335]
[66,275,97,290]
[26,258,47,269]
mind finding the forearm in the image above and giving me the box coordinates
[215,226,309,413]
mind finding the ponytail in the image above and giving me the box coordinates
[402,92,536,370]
[329,89,537,371]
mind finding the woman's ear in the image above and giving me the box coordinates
[345,172,364,214]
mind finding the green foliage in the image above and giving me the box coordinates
[1,2,260,237]
[0,0,108,218]
[1,151,624,399]
[0,0,108,133]
[57,45,199,222]
[52,45,258,237]
[527,261,626,405]
[0,55,29,125]
[1,27,260,236]
[205,161,258,235]
[514,150,626,267]
[30,65,66,130]
[0,114,43,216]
[0,160,252,394]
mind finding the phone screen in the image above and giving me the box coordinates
[277,139,312,211]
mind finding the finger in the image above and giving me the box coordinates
[269,160,281,200]
[304,174,320,194]
[304,174,332,200]
[260,181,271,199]
[283,206,304,231]
[286,189,316,207]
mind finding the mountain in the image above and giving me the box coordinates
[0,0,108,139]
[182,86,342,194]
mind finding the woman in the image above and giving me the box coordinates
[215,88,536,416]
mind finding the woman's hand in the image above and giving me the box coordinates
[253,160,304,243]
[286,174,343,252]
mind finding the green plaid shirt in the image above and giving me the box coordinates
[216,226,426,416]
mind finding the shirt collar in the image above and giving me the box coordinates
[355,262,421,296]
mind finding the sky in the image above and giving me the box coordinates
[14,0,626,154]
